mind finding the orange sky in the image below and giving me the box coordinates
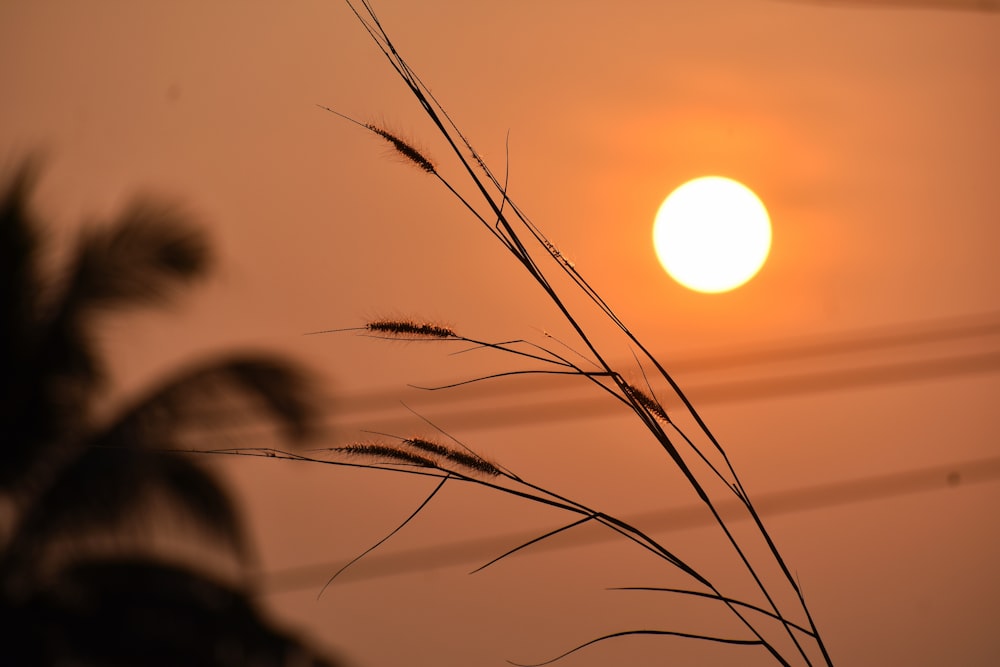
[2,1,999,665]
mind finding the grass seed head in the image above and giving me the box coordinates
[338,442,436,468]
[366,319,456,339]
[365,124,435,174]
[403,436,500,477]
[623,383,671,424]
[404,437,453,457]
[441,448,501,477]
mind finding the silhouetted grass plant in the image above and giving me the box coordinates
[210,2,836,665]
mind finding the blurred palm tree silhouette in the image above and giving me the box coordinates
[0,159,340,666]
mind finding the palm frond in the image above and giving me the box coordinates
[110,353,324,445]
[63,196,211,314]
[218,357,323,442]
[5,557,343,667]
[1,447,248,590]
[0,163,337,665]
[0,159,84,491]
[0,157,44,365]
[2,193,215,474]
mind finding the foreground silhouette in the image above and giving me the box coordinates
[0,160,340,666]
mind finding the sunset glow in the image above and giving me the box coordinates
[653,176,772,293]
[3,2,997,666]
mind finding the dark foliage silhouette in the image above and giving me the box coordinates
[0,159,340,666]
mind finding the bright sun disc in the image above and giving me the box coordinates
[653,176,771,293]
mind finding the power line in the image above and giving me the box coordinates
[331,310,1000,412]
[255,454,1000,594]
[178,315,1000,592]
[182,311,1000,438]
[774,0,999,11]
[181,347,1000,447]
[329,350,1000,435]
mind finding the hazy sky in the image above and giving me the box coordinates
[2,1,999,666]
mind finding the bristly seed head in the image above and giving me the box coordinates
[404,437,453,457]
[366,319,456,339]
[403,436,501,477]
[338,443,436,468]
[623,383,671,424]
[442,449,501,477]
[365,124,435,174]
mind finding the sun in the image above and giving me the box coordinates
[652,176,771,293]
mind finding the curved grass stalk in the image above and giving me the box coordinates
[318,1,837,664]
[468,516,594,576]
[183,444,803,664]
[609,587,816,637]
[508,629,768,667]
[316,473,450,598]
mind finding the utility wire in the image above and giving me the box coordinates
[331,349,1000,434]
[255,454,1000,594]
[181,347,1000,445]
[183,310,1000,434]
[330,310,1000,414]
[166,311,1000,593]
[774,0,999,11]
